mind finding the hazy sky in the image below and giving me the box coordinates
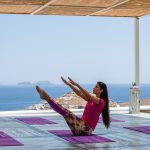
[0,14,150,85]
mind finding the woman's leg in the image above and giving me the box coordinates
[36,86,69,116]
[64,111,93,136]
[36,86,92,135]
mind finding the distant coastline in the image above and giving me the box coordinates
[0,84,150,111]
[17,81,54,86]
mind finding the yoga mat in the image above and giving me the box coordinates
[63,135,114,144]
[16,117,57,125]
[98,117,125,123]
[124,126,150,134]
[48,130,114,144]
[48,130,72,137]
[0,131,23,146]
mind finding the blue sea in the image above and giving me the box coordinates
[0,84,150,111]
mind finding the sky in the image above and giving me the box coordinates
[0,14,150,85]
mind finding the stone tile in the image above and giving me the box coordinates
[0,113,149,150]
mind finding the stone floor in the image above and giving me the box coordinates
[0,111,149,150]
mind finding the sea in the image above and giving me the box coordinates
[0,84,150,111]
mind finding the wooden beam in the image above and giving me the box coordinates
[87,0,130,16]
[31,0,59,15]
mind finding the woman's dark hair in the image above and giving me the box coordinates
[97,82,110,128]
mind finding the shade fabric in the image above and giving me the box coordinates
[0,0,150,17]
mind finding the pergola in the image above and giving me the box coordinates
[1,0,150,113]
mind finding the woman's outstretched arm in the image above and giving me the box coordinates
[68,77,90,98]
[61,77,88,101]
[68,77,100,104]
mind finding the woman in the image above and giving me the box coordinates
[36,77,110,136]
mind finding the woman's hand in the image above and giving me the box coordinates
[68,77,78,86]
[61,76,70,86]
[61,76,89,101]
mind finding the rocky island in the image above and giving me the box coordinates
[27,92,120,110]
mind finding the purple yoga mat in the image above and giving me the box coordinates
[124,126,150,134]
[48,130,114,143]
[98,117,125,123]
[16,117,57,125]
[0,131,23,146]
[63,135,114,144]
[48,130,73,137]
[78,116,125,123]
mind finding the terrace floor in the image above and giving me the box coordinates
[0,110,149,150]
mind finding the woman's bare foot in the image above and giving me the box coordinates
[36,86,51,101]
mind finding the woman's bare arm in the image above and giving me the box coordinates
[61,77,88,101]
[68,77,100,104]
[68,77,90,98]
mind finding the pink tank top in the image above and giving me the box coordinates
[81,98,105,130]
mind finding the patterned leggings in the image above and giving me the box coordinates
[48,99,93,136]
[64,109,93,136]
